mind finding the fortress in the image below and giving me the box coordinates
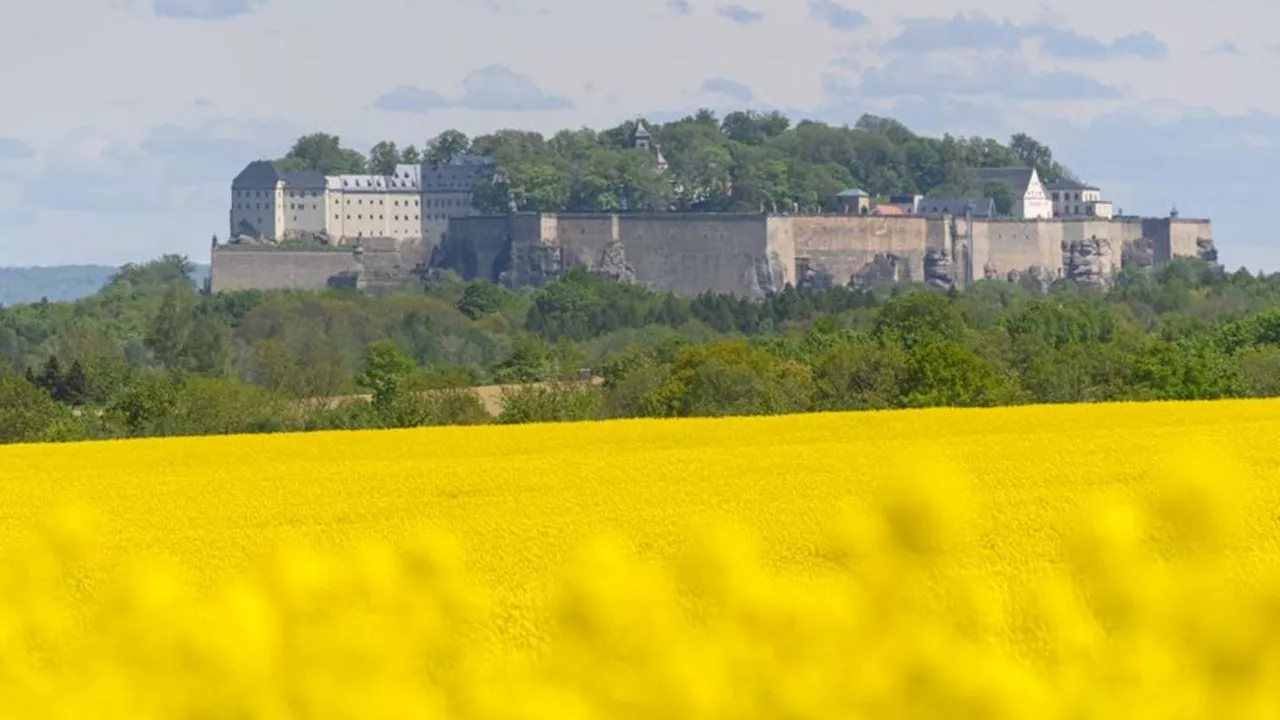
[212,124,1217,296]
[210,210,1216,297]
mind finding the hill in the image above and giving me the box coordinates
[0,264,209,305]
[272,110,1075,214]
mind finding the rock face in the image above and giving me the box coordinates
[923,246,954,289]
[1062,236,1115,288]
[1122,236,1156,270]
[1196,237,1219,266]
[1004,264,1053,294]
[852,252,905,288]
[795,257,835,292]
[595,240,634,283]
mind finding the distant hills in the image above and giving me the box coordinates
[0,264,211,305]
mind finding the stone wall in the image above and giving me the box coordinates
[786,215,935,288]
[216,212,1216,297]
[210,249,360,292]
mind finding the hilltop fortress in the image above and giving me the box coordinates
[212,124,1217,296]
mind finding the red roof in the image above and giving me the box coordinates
[873,205,904,215]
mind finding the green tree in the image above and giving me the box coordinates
[425,130,471,164]
[276,132,367,175]
[0,371,63,443]
[145,283,197,367]
[400,145,422,164]
[872,290,966,350]
[457,281,506,319]
[369,140,401,175]
[983,181,1014,216]
[356,341,417,416]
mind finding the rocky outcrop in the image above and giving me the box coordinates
[923,246,954,289]
[852,253,905,288]
[1062,236,1115,288]
[1005,264,1053,294]
[595,240,634,283]
[795,257,835,292]
[1122,236,1156,270]
[1196,237,1219,266]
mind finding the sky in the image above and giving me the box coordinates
[1,0,1278,271]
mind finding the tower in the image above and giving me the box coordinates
[634,120,651,149]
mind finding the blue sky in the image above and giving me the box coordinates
[1,0,1277,271]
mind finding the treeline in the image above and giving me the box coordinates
[270,110,1072,215]
[5,254,1280,444]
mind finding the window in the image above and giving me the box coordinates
[358,215,363,220]
[335,214,340,219]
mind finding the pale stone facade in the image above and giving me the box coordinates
[230,155,492,244]
[1046,179,1114,219]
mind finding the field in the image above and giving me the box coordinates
[5,399,1280,716]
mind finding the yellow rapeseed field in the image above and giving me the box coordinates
[4,399,1280,717]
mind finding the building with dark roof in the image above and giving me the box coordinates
[917,196,997,218]
[972,167,1053,219]
[1044,178,1113,219]
[230,154,494,243]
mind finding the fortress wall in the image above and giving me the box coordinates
[1138,218,1211,263]
[443,215,542,282]
[765,217,797,289]
[1170,218,1212,259]
[210,250,358,293]
[1112,216,1145,246]
[617,214,775,297]
[788,216,930,284]
[968,219,1063,279]
[555,214,621,268]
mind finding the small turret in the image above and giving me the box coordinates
[634,120,651,149]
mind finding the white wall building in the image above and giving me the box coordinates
[230,155,493,244]
[973,167,1054,220]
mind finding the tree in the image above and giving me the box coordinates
[425,130,471,165]
[277,132,368,175]
[401,144,422,164]
[357,341,417,416]
[62,360,88,406]
[872,290,966,350]
[0,371,63,443]
[457,281,506,319]
[369,141,401,175]
[145,283,196,367]
[983,181,1014,216]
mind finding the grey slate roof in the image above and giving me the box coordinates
[421,156,492,192]
[919,196,997,217]
[231,160,324,189]
[973,167,1036,194]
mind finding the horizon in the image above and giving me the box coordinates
[2,1,1277,270]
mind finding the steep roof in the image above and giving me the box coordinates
[421,161,489,192]
[634,121,651,139]
[281,169,325,189]
[231,160,324,189]
[919,196,997,217]
[837,187,869,198]
[232,160,281,188]
[973,167,1036,194]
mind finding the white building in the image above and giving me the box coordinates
[230,155,493,244]
[1045,179,1114,219]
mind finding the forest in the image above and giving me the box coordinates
[271,109,1073,214]
[4,252,1280,444]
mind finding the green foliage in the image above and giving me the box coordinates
[357,341,417,414]
[275,132,367,175]
[983,181,1014,216]
[9,246,1280,445]
[0,370,65,443]
[457,281,507,320]
[498,382,602,424]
